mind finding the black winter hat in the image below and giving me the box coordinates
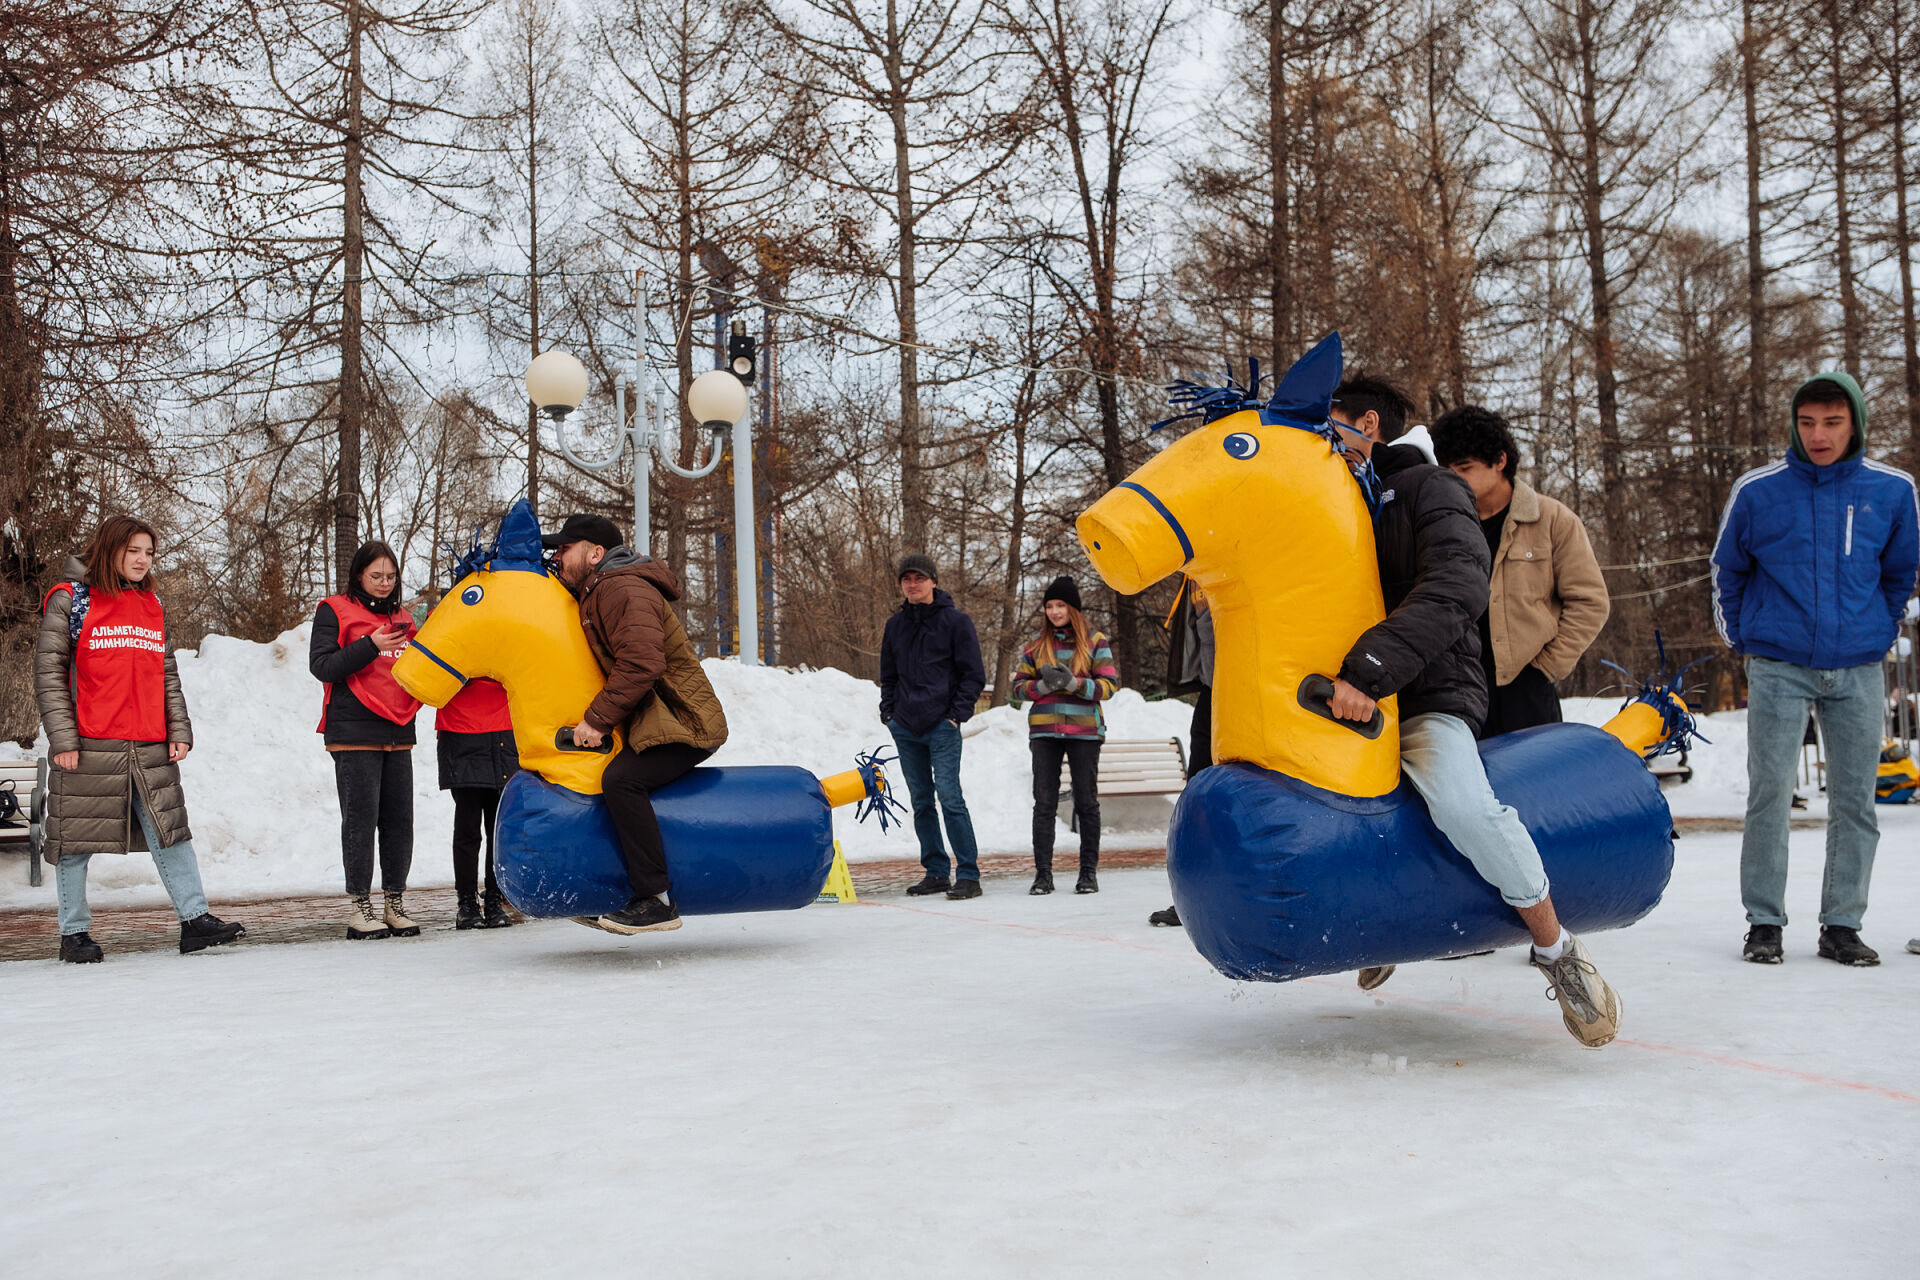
[541,512,624,551]
[897,553,938,583]
[1043,575,1082,611]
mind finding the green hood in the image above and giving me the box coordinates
[1789,371,1868,463]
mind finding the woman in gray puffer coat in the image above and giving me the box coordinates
[34,515,246,963]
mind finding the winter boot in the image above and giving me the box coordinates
[1908,937,1920,955]
[179,913,246,954]
[599,895,682,934]
[383,892,421,938]
[946,878,982,900]
[60,932,104,963]
[1357,965,1395,991]
[1075,858,1099,894]
[1030,859,1054,895]
[1148,905,1182,927]
[455,893,484,931]
[1816,925,1880,967]
[905,875,952,897]
[346,895,392,940]
[480,890,514,929]
[1530,934,1623,1048]
[1743,924,1784,964]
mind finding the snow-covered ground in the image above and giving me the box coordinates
[4,822,1916,1277]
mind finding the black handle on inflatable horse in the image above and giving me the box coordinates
[553,727,614,754]
[1296,674,1385,739]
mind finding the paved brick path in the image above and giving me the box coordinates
[0,848,1174,963]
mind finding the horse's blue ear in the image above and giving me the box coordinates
[496,498,545,567]
[1266,332,1343,429]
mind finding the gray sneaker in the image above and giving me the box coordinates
[1529,935,1622,1048]
[1906,937,1919,956]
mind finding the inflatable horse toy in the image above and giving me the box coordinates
[392,500,894,920]
[1077,335,1688,981]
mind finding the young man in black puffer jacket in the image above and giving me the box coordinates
[1323,377,1623,1049]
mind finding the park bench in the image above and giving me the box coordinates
[1059,737,1189,834]
[0,756,46,886]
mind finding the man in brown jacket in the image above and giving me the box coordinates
[1432,406,1610,736]
[544,512,729,934]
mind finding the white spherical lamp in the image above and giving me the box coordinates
[687,368,748,429]
[525,349,590,420]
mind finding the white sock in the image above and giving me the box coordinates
[1533,929,1570,963]
[655,892,671,905]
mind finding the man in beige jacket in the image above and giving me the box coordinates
[1432,406,1610,737]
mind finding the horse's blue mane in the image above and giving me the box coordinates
[1151,332,1344,434]
[447,497,549,583]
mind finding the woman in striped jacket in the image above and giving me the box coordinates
[1011,576,1119,895]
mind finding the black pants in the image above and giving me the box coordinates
[602,743,711,899]
[1032,738,1101,869]
[333,749,413,897]
[1189,686,1213,772]
[1480,664,1563,738]
[450,787,502,898]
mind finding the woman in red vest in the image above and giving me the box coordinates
[434,671,519,929]
[311,540,422,940]
[33,515,247,962]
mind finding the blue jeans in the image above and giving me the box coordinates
[889,720,980,881]
[56,790,211,935]
[1741,657,1882,929]
[1400,712,1551,909]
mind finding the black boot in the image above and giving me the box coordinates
[1075,857,1099,894]
[179,913,246,955]
[1030,857,1054,895]
[480,890,514,929]
[1148,905,1181,927]
[1743,923,1784,964]
[456,893,484,930]
[906,875,952,896]
[946,879,982,900]
[60,932,104,963]
[1817,925,1880,966]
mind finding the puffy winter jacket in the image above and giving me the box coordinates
[309,599,417,747]
[879,589,986,735]
[577,548,729,755]
[1712,372,1919,669]
[1337,441,1492,730]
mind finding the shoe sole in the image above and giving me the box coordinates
[61,954,104,964]
[597,915,683,935]
[571,916,610,932]
[455,919,481,931]
[1565,987,1623,1050]
[1075,886,1099,894]
[946,889,982,900]
[1743,951,1784,964]
[1357,965,1395,991]
[1029,887,1052,895]
[386,925,422,937]
[179,932,245,955]
[1816,949,1880,966]
[905,887,951,896]
[346,927,393,940]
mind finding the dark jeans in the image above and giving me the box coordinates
[889,720,980,881]
[450,787,501,898]
[1033,738,1101,869]
[1189,686,1213,772]
[333,749,413,897]
[602,743,711,900]
[1480,663,1562,738]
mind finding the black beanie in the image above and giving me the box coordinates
[1043,575,1082,612]
[897,553,937,583]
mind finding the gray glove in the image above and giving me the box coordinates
[1038,663,1076,695]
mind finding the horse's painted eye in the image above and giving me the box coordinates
[460,585,484,606]
[1223,431,1260,460]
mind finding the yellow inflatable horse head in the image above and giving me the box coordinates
[1078,333,1402,797]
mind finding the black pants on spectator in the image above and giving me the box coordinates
[1189,686,1214,772]
[1032,738,1101,868]
[333,749,412,897]
[1480,665,1563,738]
[450,787,502,898]
[602,743,711,899]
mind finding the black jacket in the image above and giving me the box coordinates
[310,601,417,748]
[879,588,986,735]
[436,729,519,791]
[1337,442,1492,730]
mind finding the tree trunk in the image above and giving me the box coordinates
[888,0,928,551]
[1887,0,1920,463]
[1575,0,1627,558]
[337,0,366,589]
[1828,0,1863,377]
[1742,0,1769,450]
[525,11,542,514]
[1268,0,1291,371]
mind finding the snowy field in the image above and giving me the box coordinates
[4,819,1916,1277]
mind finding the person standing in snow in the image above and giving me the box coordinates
[1712,373,1919,967]
[1150,576,1213,928]
[311,541,423,941]
[1429,405,1610,738]
[1327,375,1625,1049]
[880,554,987,899]
[545,512,729,935]
[35,515,247,963]
[1011,576,1119,895]
[434,669,518,931]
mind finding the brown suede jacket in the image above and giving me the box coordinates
[577,551,729,755]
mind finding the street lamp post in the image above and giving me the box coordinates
[527,277,760,664]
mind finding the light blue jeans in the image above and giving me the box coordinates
[1741,657,1882,929]
[56,790,211,936]
[1401,712,1551,908]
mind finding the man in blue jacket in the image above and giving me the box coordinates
[880,554,987,899]
[1713,373,1919,966]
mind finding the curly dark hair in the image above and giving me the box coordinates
[1331,376,1415,442]
[1431,405,1521,482]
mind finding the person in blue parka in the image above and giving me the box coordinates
[1713,373,1919,967]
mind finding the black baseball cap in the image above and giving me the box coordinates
[541,512,624,551]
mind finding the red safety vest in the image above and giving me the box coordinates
[318,595,422,730]
[41,582,170,742]
[435,676,512,734]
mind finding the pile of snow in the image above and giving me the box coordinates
[1,626,1191,909]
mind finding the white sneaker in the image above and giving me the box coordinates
[1530,935,1622,1048]
[1357,965,1395,991]
[383,892,421,937]
[346,895,391,940]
